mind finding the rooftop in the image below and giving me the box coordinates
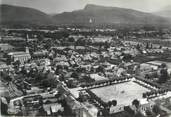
[8,52,30,56]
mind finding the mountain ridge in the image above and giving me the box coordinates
[0,4,55,26]
[153,5,171,19]
[53,4,170,26]
[0,4,170,27]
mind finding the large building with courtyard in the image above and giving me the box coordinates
[78,77,171,116]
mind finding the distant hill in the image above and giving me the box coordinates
[0,4,54,26]
[0,4,170,27]
[153,5,171,19]
[53,4,170,26]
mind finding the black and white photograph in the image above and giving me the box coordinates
[1,0,171,117]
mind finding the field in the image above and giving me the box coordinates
[90,81,150,106]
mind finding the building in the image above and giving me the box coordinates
[8,47,31,64]
[0,43,15,52]
[1,36,25,42]
[32,50,48,59]
[0,62,10,71]
[81,77,171,116]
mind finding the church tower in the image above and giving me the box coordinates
[25,34,29,54]
[25,47,29,54]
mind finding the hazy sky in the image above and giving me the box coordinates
[1,0,171,14]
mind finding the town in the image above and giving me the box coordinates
[1,26,171,117]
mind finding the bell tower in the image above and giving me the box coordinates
[25,34,29,54]
[25,47,29,54]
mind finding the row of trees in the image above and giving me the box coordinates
[142,89,168,98]
[82,77,131,88]
[87,89,117,109]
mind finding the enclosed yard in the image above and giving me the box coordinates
[90,81,150,106]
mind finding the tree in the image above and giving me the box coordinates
[104,41,110,50]
[122,53,133,62]
[55,65,63,75]
[145,109,153,116]
[112,100,117,106]
[158,68,169,83]
[161,63,167,68]
[124,106,135,115]
[71,72,79,79]
[13,60,21,70]
[1,71,12,82]
[1,97,8,115]
[132,99,140,109]
[41,77,57,88]
[159,45,162,49]
[136,44,140,50]
[75,38,86,46]
[107,101,112,107]
[20,66,27,75]
[68,37,75,42]
[96,65,105,76]
[152,105,161,116]
[146,42,149,49]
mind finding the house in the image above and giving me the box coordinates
[0,62,10,71]
[90,74,107,81]
[32,50,48,59]
[0,43,15,51]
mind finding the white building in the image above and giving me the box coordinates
[8,47,31,64]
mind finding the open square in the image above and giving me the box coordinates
[90,81,150,106]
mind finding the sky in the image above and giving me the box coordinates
[1,0,171,14]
